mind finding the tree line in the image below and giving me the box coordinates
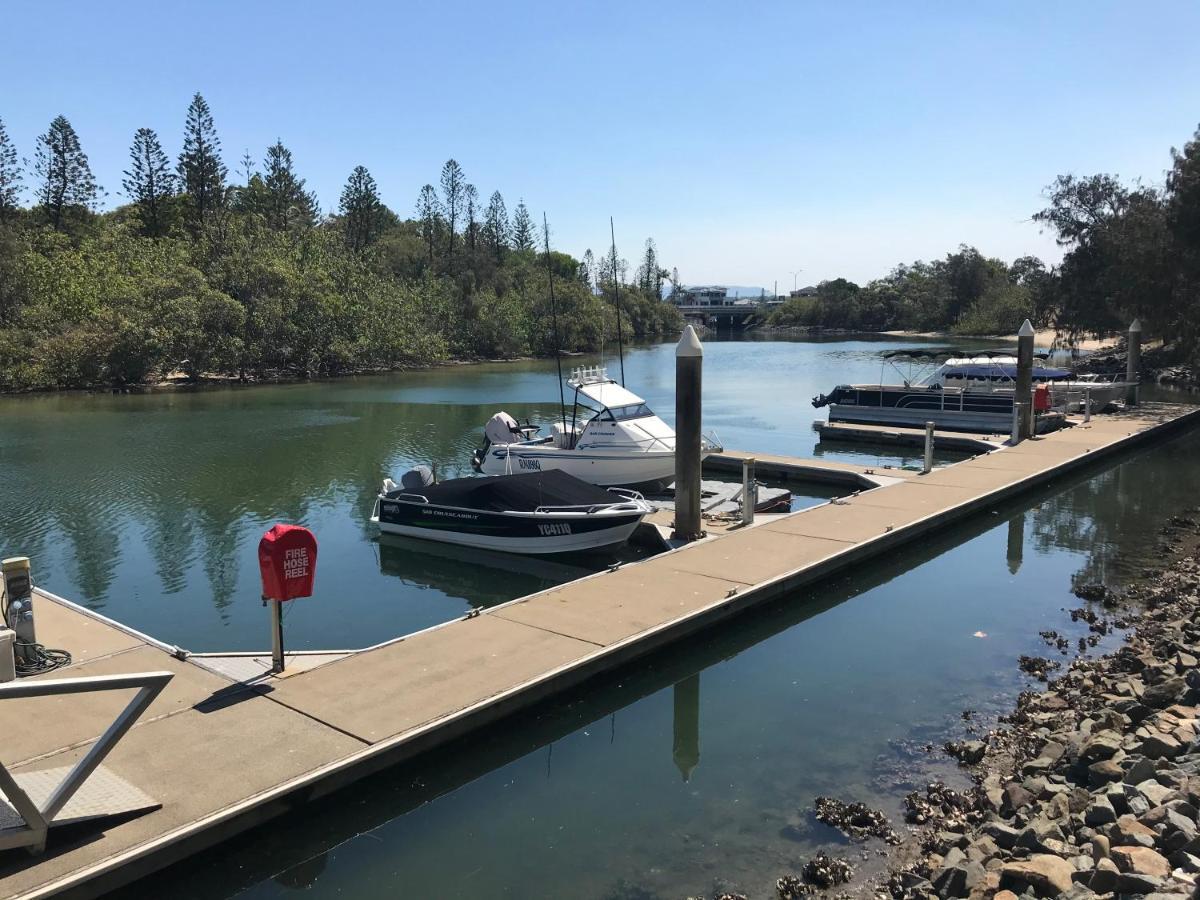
[767,122,1200,358]
[0,94,681,391]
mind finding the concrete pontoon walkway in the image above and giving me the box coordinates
[2,404,1198,899]
[812,420,1006,453]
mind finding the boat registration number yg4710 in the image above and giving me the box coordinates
[538,522,572,536]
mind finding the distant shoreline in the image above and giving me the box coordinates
[0,328,1129,399]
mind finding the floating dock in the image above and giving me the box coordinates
[2,403,1198,899]
[811,420,1006,453]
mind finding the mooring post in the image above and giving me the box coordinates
[741,457,756,525]
[1016,319,1035,440]
[269,598,285,674]
[1083,387,1092,423]
[1010,403,1022,445]
[922,421,935,474]
[674,325,704,541]
[1126,318,1142,407]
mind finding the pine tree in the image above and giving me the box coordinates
[439,159,465,256]
[0,116,22,220]
[639,238,658,297]
[417,183,441,264]
[262,140,317,229]
[34,115,99,231]
[177,93,227,228]
[464,184,479,253]
[339,165,384,251]
[122,128,176,237]
[511,200,534,252]
[483,191,509,261]
[579,249,596,289]
[238,149,255,186]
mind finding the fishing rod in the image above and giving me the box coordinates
[610,217,626,386]
[543,213,568,430]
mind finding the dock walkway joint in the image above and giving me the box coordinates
[2,404,1198,899]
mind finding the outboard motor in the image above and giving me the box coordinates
[484,411,523,445]
[400,465,435,491]
[812,385,849,409]
[474,411,524,471]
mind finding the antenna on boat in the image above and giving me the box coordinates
[610,217,626,386]
[543,213,568,428]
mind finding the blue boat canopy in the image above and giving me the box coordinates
[942,363,1071,380]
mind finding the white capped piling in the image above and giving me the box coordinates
[1083,387,1092,423]
[1016,319,1035,440]
[922,421,935,474]
[673,325,704,541]
[1126,318,1142,407]
[741,457,757,526]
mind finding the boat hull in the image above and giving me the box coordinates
[477,445,679,491]
[372,500,647,555]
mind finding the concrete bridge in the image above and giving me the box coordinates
[675,305,763,330]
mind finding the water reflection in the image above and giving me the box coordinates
[1006,511,1025,575]
[672,674,701,783]
[1026,431,1200,588]
[375,535,597,611]
[272,853,327,891]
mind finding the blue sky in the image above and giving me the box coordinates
[3,1,1198,286]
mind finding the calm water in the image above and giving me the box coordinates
[0,334,971,652]
[4,335,1196,900]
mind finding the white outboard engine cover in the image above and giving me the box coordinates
[484,411,523,446]
[400,465,435,491]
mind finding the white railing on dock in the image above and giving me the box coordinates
[0,670,174,854]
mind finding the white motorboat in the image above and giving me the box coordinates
[472,366,721,491]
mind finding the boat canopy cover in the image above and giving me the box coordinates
[943,364,1072,380]
[573,379,645,410]
[412,470,621,512]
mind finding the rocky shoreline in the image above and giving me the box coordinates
[876,513,1200,900]
[692,512,1200,900]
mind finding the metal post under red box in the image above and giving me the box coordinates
[257,525,317,674]
[258,524,317,601]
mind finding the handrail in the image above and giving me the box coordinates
[384,492,431,504]
[532,501,648,515]
[0,669,174,854]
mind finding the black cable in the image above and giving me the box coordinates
[14,640,72,677]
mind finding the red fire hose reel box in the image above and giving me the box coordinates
[1033,383,1051,413]
[258,524,317,601]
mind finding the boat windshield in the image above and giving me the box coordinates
[593,403,654,422]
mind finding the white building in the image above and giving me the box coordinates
[675,286,734,307]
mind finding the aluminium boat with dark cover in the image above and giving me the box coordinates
[370,467,653,555]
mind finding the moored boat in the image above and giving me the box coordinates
[810,350,1104,434]
[370,466,654,555]
[471,366,721,491]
